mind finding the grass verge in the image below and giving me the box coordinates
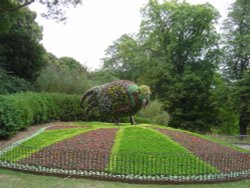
[1,167,250,188]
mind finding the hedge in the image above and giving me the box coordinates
[0,92,84,139]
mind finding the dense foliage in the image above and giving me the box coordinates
[35,57,91,94]
[0,92,84,139]
[0,68,34,94]
[136,99,170,126]
[0,0,83,31]
[103,0,220,133]
[222,0,250,135]
[0,7,45,81]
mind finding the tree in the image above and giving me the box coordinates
[0,68,33,94]
[102,0,220,132]
[235,72,250,135]
[0,0,82,34]
[1,0,82,21]
[0,7,46,81]
[0,0,18,34]
[102,34,145,81]
[210,74,239,134]
[58,57,87,72]
[223,0,250,135]
[35,55,90,94]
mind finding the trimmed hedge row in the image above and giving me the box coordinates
[0,92,84,139]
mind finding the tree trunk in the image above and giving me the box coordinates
[114,118,120,125]
[130,116,136,125]
[239,114,247,135]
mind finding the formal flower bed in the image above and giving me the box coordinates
[155,128,250,172]
[0,122,249,183]
[20,128,118,171]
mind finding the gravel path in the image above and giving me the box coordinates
[0,122,78,149]
[0,124,49,149]
[234,144,250,151]
[46,125,90,131]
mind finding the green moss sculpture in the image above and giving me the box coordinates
[80,80,151,124]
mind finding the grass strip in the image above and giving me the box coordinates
[109,127,125,171]
[109,126,217,175]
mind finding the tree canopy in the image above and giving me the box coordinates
[1,0,249,135]
[103,0,221,132]
[0,6,45,81]
[223,0,250,135]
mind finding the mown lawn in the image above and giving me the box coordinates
[109,127,216,175]
[0,168,249,188]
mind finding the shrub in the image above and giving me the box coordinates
[0,69,33,94]
[35,63,91,94]
[0,92,84,139]
[137,99,170,126]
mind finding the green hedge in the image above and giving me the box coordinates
[0,92,84,139]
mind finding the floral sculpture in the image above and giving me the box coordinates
[80,80,151,125]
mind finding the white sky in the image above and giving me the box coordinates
[30,0,234,70]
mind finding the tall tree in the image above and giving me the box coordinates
[223,0,250,135]
[0,7,46,81]
[102,34,145,81]
[102,0,221,132]
[1,0,82,19]
[141,0,220,132]
[0,0,18,34]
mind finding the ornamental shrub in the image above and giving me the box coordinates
[0,92,84,139]
[137,99,170,126]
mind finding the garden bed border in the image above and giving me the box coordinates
[0,160,249,184]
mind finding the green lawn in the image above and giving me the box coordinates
[109,127,216,175]
[0,168,249,188]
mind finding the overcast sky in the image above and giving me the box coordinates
[30,0,234,70]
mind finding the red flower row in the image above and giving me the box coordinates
[156,128,250,172]
[21,128,118,171]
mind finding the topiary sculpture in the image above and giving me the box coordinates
[80,80,151,125]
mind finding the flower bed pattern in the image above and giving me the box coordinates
[20,128,118,171]
[156,128,250,172]
[1,123,250,183]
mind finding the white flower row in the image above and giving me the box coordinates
[0,161,249,182]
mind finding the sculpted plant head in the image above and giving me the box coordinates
[139,85,151,109]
